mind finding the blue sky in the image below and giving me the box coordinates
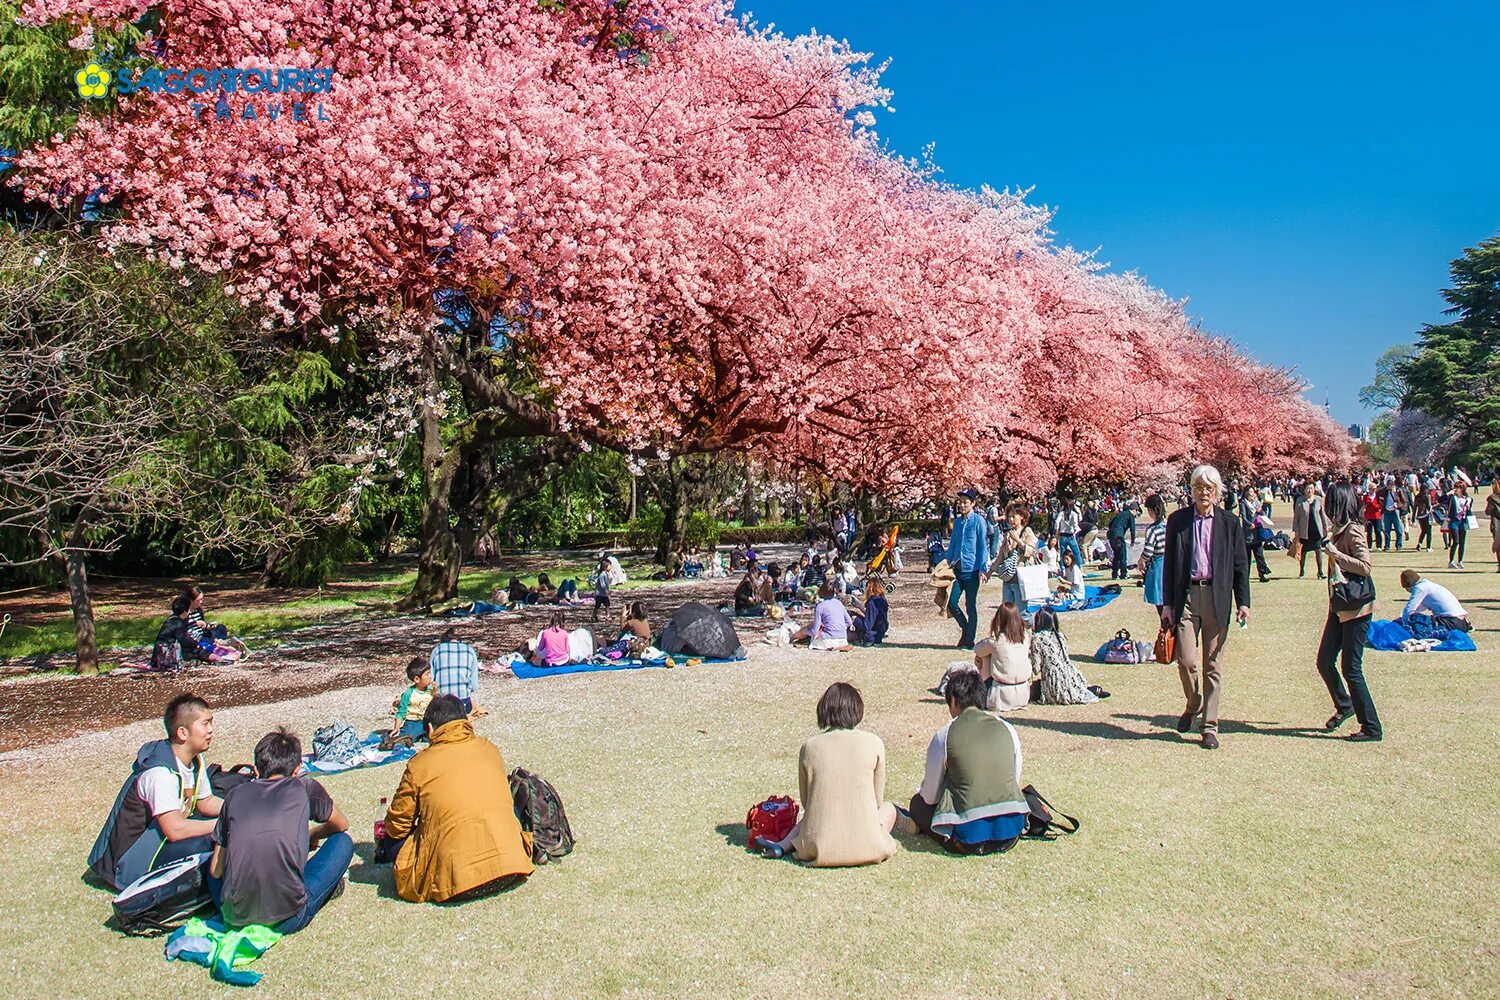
[738,0,1500,424]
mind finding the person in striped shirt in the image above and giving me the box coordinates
[1137,493,1168,612]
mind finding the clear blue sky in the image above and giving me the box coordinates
[738,0,1500,424]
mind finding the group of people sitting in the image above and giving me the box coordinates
[754,674,1032,863]
[91,689,540,939]
[957,603,1107,711]
[151,585,249,670]
[736,558,890,649]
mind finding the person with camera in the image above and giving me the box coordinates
[1314,482,1382,742]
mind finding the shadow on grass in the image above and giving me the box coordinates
[1113,712,1329,741]
[347,841,401,900]
[715,821,750,850]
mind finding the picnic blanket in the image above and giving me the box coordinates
[301,732,420,775]
[1028,585,1120,615]
[510,652,747,679]
[1366,619,1477,653]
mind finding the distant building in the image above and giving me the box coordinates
[1347,423,1369,442]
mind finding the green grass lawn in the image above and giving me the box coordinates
[1,523,1495,997]
[1,556,647,662]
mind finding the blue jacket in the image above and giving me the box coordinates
[945,511,993,575]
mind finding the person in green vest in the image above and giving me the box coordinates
[901,669,1029,854]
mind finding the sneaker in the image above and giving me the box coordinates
[1448,561,1457,569]
[1458,562,1465,569]
[753,836,786,859]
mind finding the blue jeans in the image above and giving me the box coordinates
[1057,533,1083,571]
[1381,510,1403,549]
[398,719,427,741]
[209,831,354,934]
[947,570,981,648]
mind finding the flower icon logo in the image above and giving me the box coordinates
[75,62,109,99]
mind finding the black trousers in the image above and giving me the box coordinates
[1448,526,1468,563]
[1109,537,1128,579]
[1315,611,1380,737]
[906,794,1019,855]
[1247,540,1270,577]
[1416,518,1432,549]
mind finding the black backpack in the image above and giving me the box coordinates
[509,767,575,864]
[110,853,213,936]
[1022,784,1081,840]
[206,763,256,798]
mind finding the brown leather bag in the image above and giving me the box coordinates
[1153,623,1176,664]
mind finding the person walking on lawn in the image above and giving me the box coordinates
[1161,465,1251,750]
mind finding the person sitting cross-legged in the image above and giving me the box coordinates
[901,669,1029,855]
[208,728,353,933]
[380,695,535,904]
[88,693,224,891]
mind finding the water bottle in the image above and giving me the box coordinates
[373,796,388,841]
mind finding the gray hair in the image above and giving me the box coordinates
[1189,464,1224,493]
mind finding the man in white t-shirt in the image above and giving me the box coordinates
[1398,570,1472,632]
[88,694,224,890]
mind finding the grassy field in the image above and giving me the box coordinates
[1,556,657,662]
[1,520,1495,997]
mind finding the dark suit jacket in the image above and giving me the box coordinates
[1162,505,1250,628]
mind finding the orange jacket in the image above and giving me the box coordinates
[384,719,534,902]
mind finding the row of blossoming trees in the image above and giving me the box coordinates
[16,0,1353,606]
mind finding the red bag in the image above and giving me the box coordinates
[745,795,799,848]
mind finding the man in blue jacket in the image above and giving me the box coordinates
[945,488,993,649]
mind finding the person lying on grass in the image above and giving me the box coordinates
[379,695,534,904]
[208,728,352,933]
[791,582,853,651]
[755,682,907,865]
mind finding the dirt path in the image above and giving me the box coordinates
[0,545,917,752]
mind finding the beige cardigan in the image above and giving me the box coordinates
[792,728,899,867]
[1325,521,1374,622]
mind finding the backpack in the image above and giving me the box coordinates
[745,795,799,849]
[1022,785,1081,840]
[1101,629,1142,664]
[311,723,361,764]
[150,639,181,673]
[509,767,575,864]
[206,763,256,798]
[110,853,213,936]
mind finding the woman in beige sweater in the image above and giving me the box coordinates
[973,602,1033,711]
[755,683,904,866]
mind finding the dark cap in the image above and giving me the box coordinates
[957,488,980,501]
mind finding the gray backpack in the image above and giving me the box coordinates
[311,723,361,763]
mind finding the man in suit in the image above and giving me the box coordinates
[1161,464,1251,750]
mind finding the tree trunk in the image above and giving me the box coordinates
[67,549,99,675]
[627,473,637,522]
[45,518,100,675]
[403,403,463,610]
[653,459,690,563]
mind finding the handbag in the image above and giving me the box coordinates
[1101,629,1140,664]
[1330,572,1375,613]
[1153,623,1176,663]
[995,550,1020,583]
[1465,514,1479,530]
[745,795,799,849]
[1022,785,1080,839]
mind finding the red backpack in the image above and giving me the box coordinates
[745,796,799,848]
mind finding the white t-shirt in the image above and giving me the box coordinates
[136,756,212,817]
